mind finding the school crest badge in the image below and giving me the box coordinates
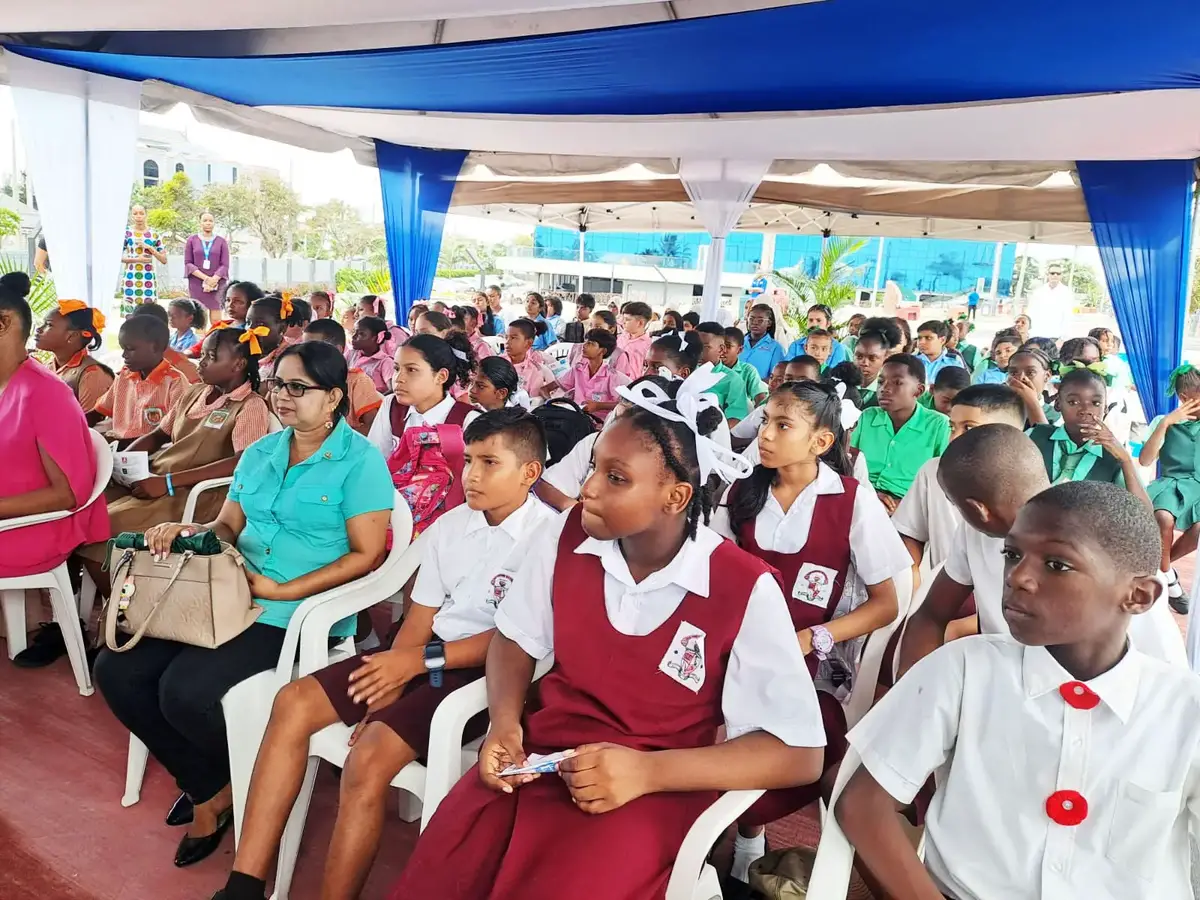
[487,573,513,608]
[659,621,706,693]
[143,407,164,427]
[794,563,838,609]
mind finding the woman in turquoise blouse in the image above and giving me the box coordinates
[93,340,394,868]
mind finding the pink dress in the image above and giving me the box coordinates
[615,332,652,381]
[0,358,109,577]
[558,360,631,420]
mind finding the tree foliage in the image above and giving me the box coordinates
[0,207,21,239]
[246,177,304,258]
[1047,257,1105,308]
[1010,255,1041,299]
[774,237,868,333]
[303,199,381,260]
[198,182,256,246]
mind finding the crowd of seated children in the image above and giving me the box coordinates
[1141,363,1200,612]
[280,297,313,345]
[308,290,333,321]
[786,304,849,369]
[657,309,683,335]
[244,293,309,387]
[552,327,629,418]
[405,302,428,337]
[501,318,555,401]
[86,313,187,447]
[485,286,507,334]
[558,292,593,343]
[899,425,1184,675]
[75,326,273,598]
[93,340,395,869]
[713,378,910,889]
[470,357,527,412]
[915,319,965,382]
[346,315,395,395]
[522,293,555,352]
[892,317,914,354]
[694,321,751,426]
[210,410,555,900]
[413,309,452,339]
[953,319,980,371]
[918,365,970,415]
[614,300,653,380]
[218,281,256,333]
[34,300,114,413]
[130,303,200,382]
[722,326,768,406]
[452,304,496,361]
[741,302,787,381]
[839,480,1200,900]
[973,327,1021,385]
[851,353,951,513]
[852,317,904,407]
[680,310,701,331]
[168,299,206,354]
[1013,312,1031,343]
[1005,346,1056,426]
[302,319,383,435]
[841,312,866,356]
[389,371,825,900]
[644,330,702,381]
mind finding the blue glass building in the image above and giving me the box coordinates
[532,227,1017,295]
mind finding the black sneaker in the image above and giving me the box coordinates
[1167,570,1190,615]
[13,622,67,668]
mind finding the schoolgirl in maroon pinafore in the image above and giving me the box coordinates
[389,368,825,900]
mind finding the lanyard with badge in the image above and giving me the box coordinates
[201,237,216,270]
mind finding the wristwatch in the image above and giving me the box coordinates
[810,625,835,660]
[423,639,446,688]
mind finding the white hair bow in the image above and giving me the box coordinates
[616,362,755,484]
[834,381,861,431]
[506,388,533,411]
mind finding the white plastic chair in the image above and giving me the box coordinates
[121,492,414,852]
[548,343,572,362]
[0,430,113,696]
[482,335,505,353]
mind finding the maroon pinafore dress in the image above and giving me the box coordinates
[730,476,858,827]
[389,506,772,900]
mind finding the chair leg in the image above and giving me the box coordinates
[78,571,97,625]
[123,735,151,807]
[272,757,321,900]
[1,590,27,660]
[48,565,93,696]
[397,788,423,823]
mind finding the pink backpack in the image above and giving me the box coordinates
[385,400,472,537]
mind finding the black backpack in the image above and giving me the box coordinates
[532,398,601,465]
[561,319,585,344]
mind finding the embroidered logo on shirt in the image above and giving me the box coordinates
[203,409,231,429]
[794,563,838,609]
[143,406,164,427]
[487,573,513,608]
[659,621,706,693]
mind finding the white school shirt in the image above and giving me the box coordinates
[742,440,872,490]
[495,511,826,747]
[711,462,910,697]
[411,496,559,642]
[941,522,1185,667]
[891,458,962,569]
[367,393,481,459]
[848,636,1200,900]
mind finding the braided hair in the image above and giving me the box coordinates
[621,398,724,541]
[728,381,852,536]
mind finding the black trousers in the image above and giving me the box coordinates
[93,623,286,804]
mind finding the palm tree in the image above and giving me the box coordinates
[773,237,868,334]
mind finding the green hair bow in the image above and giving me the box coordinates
[1059,360,1114,387]
[1168,363,1199,396]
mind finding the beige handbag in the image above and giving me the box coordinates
[103,544,263,652]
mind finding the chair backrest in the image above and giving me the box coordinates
[267,413,285,434]
[84,429,115,511]
[549,342,572,362]
[844,566,915,730]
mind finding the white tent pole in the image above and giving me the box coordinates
[872,237,886,304]
[577,228,586,296]
[1015,246,1030,309]
[989,242,1004,303]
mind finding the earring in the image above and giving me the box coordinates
[325,419,334,430]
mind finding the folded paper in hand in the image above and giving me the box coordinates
[499,750,573,777]
[112,449,150,486]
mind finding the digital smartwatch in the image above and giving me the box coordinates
[423,639,446,688]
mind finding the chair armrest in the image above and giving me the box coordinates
[182,477,234,524]
[845,567,912,730]
[805,747,863,899]
[664,789,766,900]
[0,508,73,533]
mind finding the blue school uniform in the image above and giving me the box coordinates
[922,350,965,382]
[742,333,786,380]
[533,314,557,351]
[785,337,848,369]
[973,363,1008,385]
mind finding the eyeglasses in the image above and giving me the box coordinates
[265,378,326,398]
[1048,270,1063,276]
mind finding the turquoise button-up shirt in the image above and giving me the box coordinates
[227,418,395,636]
[742,334,786,380]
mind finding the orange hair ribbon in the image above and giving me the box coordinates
[279,292,294,320]
[57,299,105,338]
[239,326,270,356]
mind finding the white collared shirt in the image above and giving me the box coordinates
[849,636,1200,900]
[943,523,1185,666]
[891,457,962,569]
[411,496,559,642]
[742,439,871,489]
[495,511,826,747]
[367,393,481,458]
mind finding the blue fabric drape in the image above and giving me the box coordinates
[376,141,466,324]
[10,0,1200,116]
[1078,159,1196,420]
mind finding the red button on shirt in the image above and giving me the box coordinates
[1046,790,1088,826]
[1059,681,1100,710]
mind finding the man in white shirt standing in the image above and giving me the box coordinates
[1024,263,1075,340]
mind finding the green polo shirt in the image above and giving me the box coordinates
[706,363,752,421]
[227,417,395,636]
[729,358,768,403]
[851,403,951,497]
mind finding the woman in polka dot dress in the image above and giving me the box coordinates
[120,204,168,316]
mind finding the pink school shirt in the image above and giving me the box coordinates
[504,353,553,399]
[615,332,651,381]
[346,347,395,395]
[559,360,631,420]
[0,358,109,577]
[468,331,495,361]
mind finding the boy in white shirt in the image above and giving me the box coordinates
[837,481,1200,900]
[213,409,555,900]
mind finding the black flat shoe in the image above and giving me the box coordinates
[174,807,233,868]
[13,622,68,668]
[166,792,194,827]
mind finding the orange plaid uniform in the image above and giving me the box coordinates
[94,359,188,440]
[159,381,272,452]
[54,350,114,413]
[164,347,201,383]
[346,368,384,432]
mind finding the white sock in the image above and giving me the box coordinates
[730,832,766,883]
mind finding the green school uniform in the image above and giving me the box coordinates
[860,376,880,408]
[729,358,768,403]
[850,403,951,498]
[1146,418,1200,530]
[707,362,752,421]
[1026,424,1124,486]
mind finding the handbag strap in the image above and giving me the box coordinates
[105,551,195,653]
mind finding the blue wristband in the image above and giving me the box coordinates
[165,473,175,497]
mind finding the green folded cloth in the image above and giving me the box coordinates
[105,530,223,568]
